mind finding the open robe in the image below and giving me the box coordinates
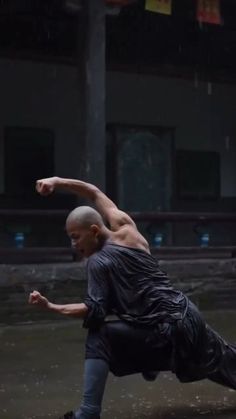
[83,242,236,388]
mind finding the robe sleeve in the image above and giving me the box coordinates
[83,258,110,329]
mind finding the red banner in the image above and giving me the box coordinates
[197,0,221,25]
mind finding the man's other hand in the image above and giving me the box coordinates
[29,290,49,308]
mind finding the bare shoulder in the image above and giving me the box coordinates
[112,224,150,253]
[107,207,136,231]
[106,207,150,252]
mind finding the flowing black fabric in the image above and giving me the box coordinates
[85,320,173,377]
[83,242,236,387]
[83,243,187,328]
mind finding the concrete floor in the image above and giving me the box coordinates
[1,311,236,419]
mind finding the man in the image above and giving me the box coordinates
[29,176,236,419]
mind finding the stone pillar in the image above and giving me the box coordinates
[76,0,106,191]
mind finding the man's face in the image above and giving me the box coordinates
[66,220,99,258]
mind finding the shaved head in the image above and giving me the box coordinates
[66,206,104,229]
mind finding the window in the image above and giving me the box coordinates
[4,127,54,196]
[176,150,220,200]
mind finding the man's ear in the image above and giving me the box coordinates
[90,224,100,236]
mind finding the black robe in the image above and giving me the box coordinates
[83,242,236,388]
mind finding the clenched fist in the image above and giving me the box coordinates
[29,290,49,308]
[36,177,59,196]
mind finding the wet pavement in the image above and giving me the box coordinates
[1,311,236,419]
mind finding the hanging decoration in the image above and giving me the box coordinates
[197,0,221,25]
[145,0,172,15]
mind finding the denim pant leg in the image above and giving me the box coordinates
[74,358,109,419]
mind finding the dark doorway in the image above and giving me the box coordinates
[4,126,54,197]
[106,124,175,212]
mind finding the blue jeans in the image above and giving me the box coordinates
[74,358,109,419]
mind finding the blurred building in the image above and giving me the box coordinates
[0,0,236,248]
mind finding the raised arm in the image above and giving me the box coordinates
[36,176,136,231]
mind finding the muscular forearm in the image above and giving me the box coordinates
[54,177,116,217]
[47,301,88,318]
[36,176,117,222]
[54,177,100,201]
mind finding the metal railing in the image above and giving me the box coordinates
[0,209,236,263]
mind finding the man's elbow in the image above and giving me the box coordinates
[83,305,107,329]
[89,185,102,200]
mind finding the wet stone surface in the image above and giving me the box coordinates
[1,311,236,419]
[1,259,236,324]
